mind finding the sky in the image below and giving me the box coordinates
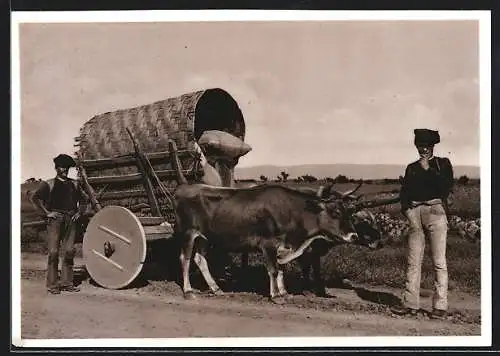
[17,19,480,181]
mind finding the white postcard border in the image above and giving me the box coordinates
[11,9,492,348]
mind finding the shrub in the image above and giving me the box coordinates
[301,174,317,183]
[457,175,470,185]
[334,174,349,183]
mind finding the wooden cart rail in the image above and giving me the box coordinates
[22,215,169,229]
[80,149,198,171]
[86,168,198,185]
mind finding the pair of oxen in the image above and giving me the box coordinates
[170,146,398,304]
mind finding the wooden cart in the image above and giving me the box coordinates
[23,88,249,290]
[78,135,202,290]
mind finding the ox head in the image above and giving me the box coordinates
[308,181,397,249]
[350,210,382,249]
[305,182,362,245]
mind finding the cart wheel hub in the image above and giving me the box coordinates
[103,241,115,258]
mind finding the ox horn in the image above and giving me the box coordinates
[341,181,363,198]
[317,182,334,198]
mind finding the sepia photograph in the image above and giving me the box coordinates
[11,10,491,348]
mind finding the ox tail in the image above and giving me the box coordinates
[168,139,188,186]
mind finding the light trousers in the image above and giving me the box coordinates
[403,202,449,311]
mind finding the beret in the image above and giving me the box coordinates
[414,129,440,146]
[53,154,76,168]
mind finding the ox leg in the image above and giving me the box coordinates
[193,252,224,296]
[311,251,328,298]
[298,252,315,297]
[179,229,199,300]
[261,244,286,304]
[276,270,289,298]
[241,252,249,270]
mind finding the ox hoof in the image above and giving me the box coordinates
[279,292,292,300]
[342,278,354,288]
[302,290,316,298]
[315,290,335,299]
[271,296,287,305]
[211,288,225,296]
[183,291,196,300]
[315,290,329,298]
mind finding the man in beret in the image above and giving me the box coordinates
[391,129,454,320]
[31,153,88,294]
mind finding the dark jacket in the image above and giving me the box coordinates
[399,156,454,213]
[30,177,88,217]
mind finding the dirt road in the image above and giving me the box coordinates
[18,253,481,340]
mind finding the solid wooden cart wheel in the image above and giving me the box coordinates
[82,205,147,289]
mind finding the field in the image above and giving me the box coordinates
[20,180,481,295]
[268,181,481,218]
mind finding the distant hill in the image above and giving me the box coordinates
[234,164,480,181]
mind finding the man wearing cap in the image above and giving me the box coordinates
[31,154,88,294]
[391,129,454,319]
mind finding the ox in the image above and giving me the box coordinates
[173,181,372,303]
[169,141,396,302]
[233,183,383,297]
[280,185,385,297]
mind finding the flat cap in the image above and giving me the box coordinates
[53,153,76,168]
[414,129,440,146]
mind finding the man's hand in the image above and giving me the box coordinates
[46,211,61,219]
[71,212,81,223]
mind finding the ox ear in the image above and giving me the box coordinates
[317,182,335,198]
[305,199,325,213]
[323,182,335,196]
